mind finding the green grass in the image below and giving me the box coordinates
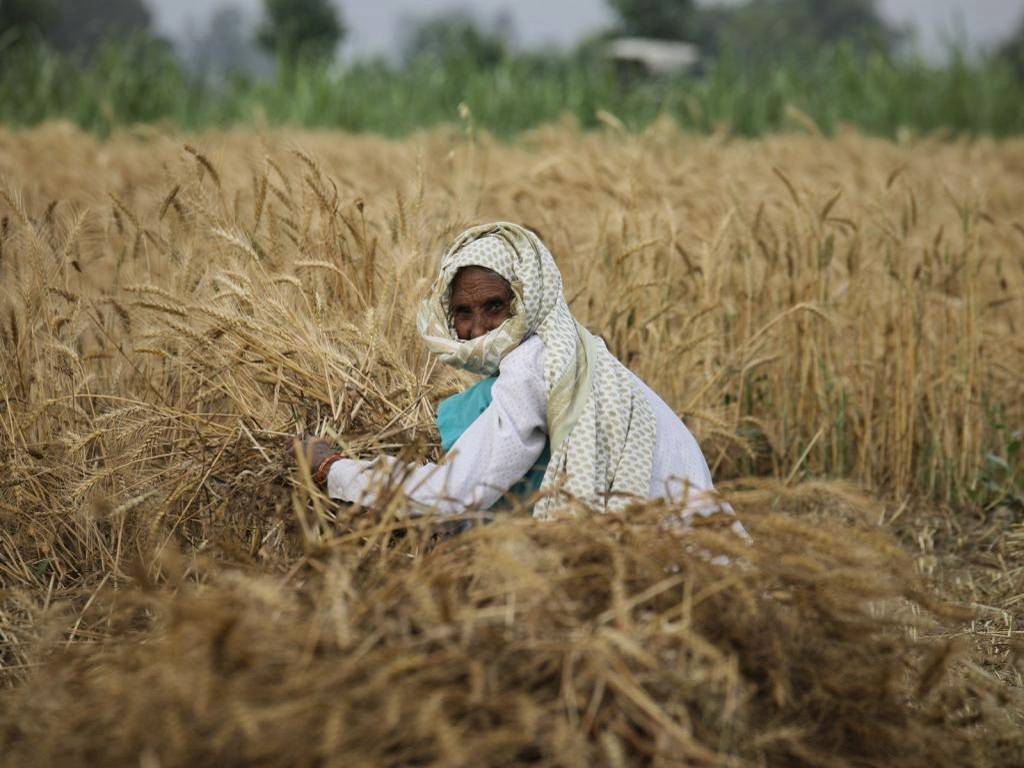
[1,40,1022,137]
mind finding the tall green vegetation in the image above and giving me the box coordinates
[0,0,1021,138]
[0,41,1020,138]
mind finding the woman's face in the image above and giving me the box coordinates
[449,266,513,340]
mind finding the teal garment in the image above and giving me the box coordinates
[437,377,550,501]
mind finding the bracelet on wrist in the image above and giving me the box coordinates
[314,453,344,485]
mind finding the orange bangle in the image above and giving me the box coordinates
[314,453,344,485]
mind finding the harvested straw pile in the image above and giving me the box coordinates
[1,123,1022,765]
[2,501,1020,767]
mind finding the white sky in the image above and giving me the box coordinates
[146,0,1024,60]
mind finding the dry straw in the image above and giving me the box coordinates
[1,123,1022,765]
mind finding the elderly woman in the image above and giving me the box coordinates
[298,222,730,522]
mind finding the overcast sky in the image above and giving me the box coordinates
[148,0,1024,60]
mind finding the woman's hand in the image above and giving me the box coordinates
[285,435,342,484]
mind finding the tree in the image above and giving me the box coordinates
[729,0,904,55]
[607,0,698,41]
[0,0,58,46]
[187,4,272,81]
[399,10,508,69]
[605,0,905,60]
[257,0,345,64]
[709,0,905,60]
[997,13,1024,79]
[0,0,155,58]
[47,0,152,56]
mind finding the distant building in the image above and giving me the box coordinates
[606,37,700,77]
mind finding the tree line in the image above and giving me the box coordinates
[2,0,1022,76]
[0,0,1022,138]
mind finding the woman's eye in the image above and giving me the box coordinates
[487,301,505,313]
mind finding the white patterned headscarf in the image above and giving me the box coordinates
[417,222,657,518]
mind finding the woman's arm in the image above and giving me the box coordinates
[327,337,548,515]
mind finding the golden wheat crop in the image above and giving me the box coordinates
[1,121,1022,766]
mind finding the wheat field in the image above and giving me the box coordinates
[1,121,1023,766]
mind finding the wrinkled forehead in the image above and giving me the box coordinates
[442,235,518,290]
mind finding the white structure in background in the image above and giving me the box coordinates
[606,37,700,76]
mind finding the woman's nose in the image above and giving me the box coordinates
[468,312,499,340]
[468,316,487,339]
